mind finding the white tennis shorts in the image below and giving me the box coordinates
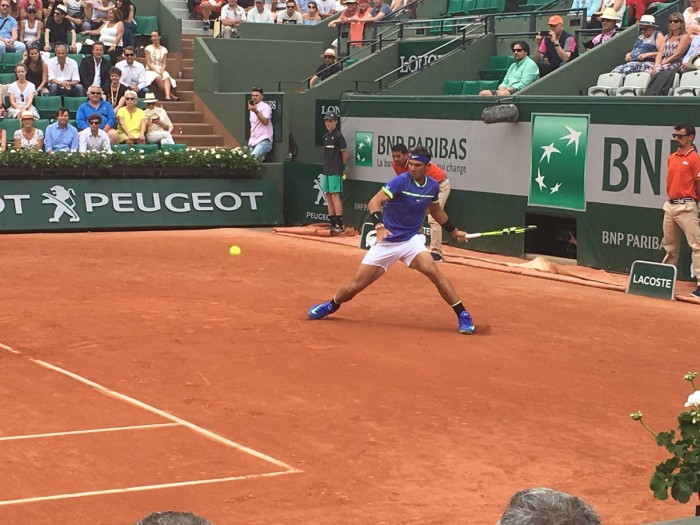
[361,234,427,271]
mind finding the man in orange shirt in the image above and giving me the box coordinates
[662,123,700,297]
[391,143,451,262]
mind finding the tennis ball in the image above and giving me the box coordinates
[229,245,241,256]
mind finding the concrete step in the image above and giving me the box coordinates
[181,67,193,78]
[177,90,195,101]
[168,111,204,123]
[182,46,193,59]
[178,122,214,134]
[176,78,193,91]
[179,134,224,146]
[160,100,195,111]
[180,58,193,68]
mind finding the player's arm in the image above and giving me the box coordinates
[428,201,468,242]
[368,188,392,241]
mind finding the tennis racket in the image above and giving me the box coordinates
[463,225,537,240]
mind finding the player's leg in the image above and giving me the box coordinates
[321,175,337,229]
[308,263,385,319]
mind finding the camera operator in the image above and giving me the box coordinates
[533,15,578,77]
[247,86,273,160]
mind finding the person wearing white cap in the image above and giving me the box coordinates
[43,4,77,53]
[143,92,175,145]
[14,110,43,151]
[310,47,341,86]
[611,14,662,74]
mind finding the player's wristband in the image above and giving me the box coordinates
[442,220,456,233]
[370,211,383,226]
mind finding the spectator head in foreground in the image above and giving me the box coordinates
[136,511,214,525]
[496,487,601,525]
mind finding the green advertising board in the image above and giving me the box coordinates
[0,178,282,231]
[627,261,677,300]
[397,40,461,77]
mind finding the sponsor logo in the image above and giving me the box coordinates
[42,185,80,223]
[313,174,328,206]
[355,131,373,167]
[529,114,589,211]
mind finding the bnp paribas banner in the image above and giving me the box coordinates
[0,178,282,231]
[528,113,589,211]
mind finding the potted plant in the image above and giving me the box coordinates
[631,372,700,516]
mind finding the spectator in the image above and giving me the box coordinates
[0,0,26,58]
[63,0,85,29]
[19,0,44,21]
[645,13,690,76]
[329,0,366,46]
[662,123,700,298]
[143,92,174,145]
[315,0,335,18]
[7,63,39,119]
[83,0,113,32]
[44,4,78,53]
[310,48,341,86]
[681,31,700,71]
[45,107,79,153]
[0,126,5,152]
[115,46,149,97]
[136,511,213,525]
[103,65,127,109]
[144,30,178,100]
[479,40,539,95]
[684,0,700,37]
[20,5,42,47]
[584,7,619,49]
[78,112,112,152]
[14,110,43,150]
[533,15,578,77]
[625,0,654,25]
[329,0,359,26]
[79,41,111,93]
[81,7,123,62]
[247,0,274,23]
[47,44,84,96]
[247,86,273,159]
[302,1,322,23]
[25,43,48,95]
[197,0,224,31]
[571,0,600,27]
[588,0,625,29]
[611,14,662,74]
[116,89,146,145]
[219,0,246,37]
[276,0,302,23]
[390,142,449,261]
[361,0,391,23]
[116,0,135,47]
[497,487,601,525]
[76,84,119,143]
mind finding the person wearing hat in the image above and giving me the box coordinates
[44,4,78,53]
[19,4,42,47]
[76,84,118,143]
[533,14,578,77]
[585,7,620,49]
[611,14,662,74]
[320,109,348,235]
[309,47,341,87]
[588,0,625,29]
[13,109,43,151]
[78,112,112,153]
[0,0,26,58]
[246,0,274,23]
[143,92,175,145]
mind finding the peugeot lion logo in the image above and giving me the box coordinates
[313,174,328,206]
[42,185,80,223]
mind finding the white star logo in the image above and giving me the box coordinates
[550,182,562,194]
[560,126,582,155]
[535,169,547,190]
[540,143,560,163]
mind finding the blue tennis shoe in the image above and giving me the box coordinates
[309,301,335,319]
[458,310,475,335]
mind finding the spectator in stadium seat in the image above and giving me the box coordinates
[80,7,124,63]
[25,43,49,95]
[588,0,625,29]
[79,41,111,93]
[681,33,700,71]
[644,13,690,76]
[78,113,112,152]
[496,488,601,525]
[83,0,113,32]
[360,0,391,23]
[315,0,336,18]
[44,107,79,153]
[310,48,342,86]
[116,0,136,48]
[47,44,84,96]
[116,46,149,97]
[144,30,178,100]
[571,0,600,27]
[116,89,146,145]
[103,66,127,109]
[143,92,175,145]
[328,0,358,27]
[533,15,578,77]
[7,63,39,119]
[20,5,42,48]
[684,0,700,37]
[44,4,78,53]
[19,0,44,22]
[302,1,323,23]
[14,110,43,150]
[611,14,662,74]
[76,85,119,143]
[276,0,303,23]
[0,0,27,58]
[479,40,539,96]
[247,0,274,22]
[197,0,224,30]
[585,7,620,48]
[219,0,247,36]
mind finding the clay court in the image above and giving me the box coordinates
[0,228,697,525]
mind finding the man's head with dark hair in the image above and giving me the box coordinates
[391,143,409,168]
[252,87,264,96]
[511,40,530,55]
[410,145,432,160]
[390,143,408,154]
[675,123,696,139]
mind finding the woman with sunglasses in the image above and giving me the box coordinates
[7,64,39,119]
[116,89,146,145]
[645,12,690,75]
[302,2,322,24]
[14,110,44,151]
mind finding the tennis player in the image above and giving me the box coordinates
[308,146,476,334]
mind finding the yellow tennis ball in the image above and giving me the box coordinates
[229,245,241,256]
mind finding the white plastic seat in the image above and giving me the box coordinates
[673,70,700,96]
[616,72,651,96]
[588,73,624,96]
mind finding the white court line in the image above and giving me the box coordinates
[0,423,180,442]
[0,470,296,507]
[0,342,20,354]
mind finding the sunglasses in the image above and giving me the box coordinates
[672,133,689,138]
[89,121,100,124]
[124,53,135,57]
[89,91,101,95]
[669,19,682,22]
[125,97,136,100]
[512,48,524,52]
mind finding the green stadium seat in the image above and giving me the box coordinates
[0,118,21,139]
[461,80,482,95]
[67,54,84,67]
[0,72,16,84]
[479,55,515,81]
[429,19,456,34]
[134,16,158,36]
[132,144,159,154]
[446,0,466,16]
[63,96,87,117]
[479,80,499,92]
[161,143,187,152]
[113,144,131,154]
[34,119,51,132]
[517,0,548,10]
[462,0,477,13]
[2,52,24,73]
[444,80,464,94]
[136,98,147,110]
[33,95,63,119]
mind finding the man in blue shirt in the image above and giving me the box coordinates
[308,146,476,334]
[45,107,79,153]
[76,85,119,144]
[0,0,26,58]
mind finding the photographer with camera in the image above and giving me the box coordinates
[247,86,273,160]
[533,15,578,77]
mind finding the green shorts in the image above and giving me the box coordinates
[321,174,343,194]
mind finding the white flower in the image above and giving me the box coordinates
[684,390,700,408]
[163,151,170,156]
[215,154,221,159]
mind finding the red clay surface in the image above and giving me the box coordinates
[0,228,697,524]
